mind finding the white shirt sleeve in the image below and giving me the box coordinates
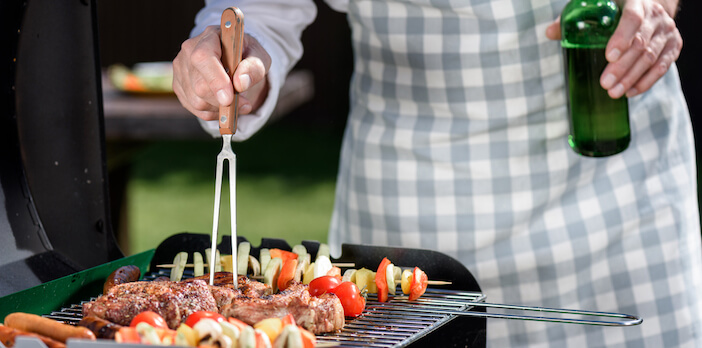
[191,0,318,141]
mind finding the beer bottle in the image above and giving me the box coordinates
[561,0,630,157]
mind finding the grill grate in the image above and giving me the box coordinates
[44,269,486,348]
[317,289,485,348]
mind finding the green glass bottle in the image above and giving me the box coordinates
[561,0,630,157]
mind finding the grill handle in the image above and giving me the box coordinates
[402,302,642,326]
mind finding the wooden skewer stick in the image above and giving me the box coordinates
[240,275,452,285]
[157,262,356,268]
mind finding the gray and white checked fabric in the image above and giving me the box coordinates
[326,0,702,346]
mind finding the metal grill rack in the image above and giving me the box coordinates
[44,268,487,348]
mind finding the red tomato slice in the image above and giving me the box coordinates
[299,327,316,348]
[228,317,251,332]
[375,257,391,302]
[308,275,342,297]
[115,327,141,343]
[409,267,428,301]
[129,311,168,330]
[326,266,342,280]
[184,311,225,328]
[330,281,366,317]
[278,259,298,292]
[281,313,296,326]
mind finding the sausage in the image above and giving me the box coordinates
[0,324,66,348]
[3,313,96,343]
[103,265,141,294]
[77,316,123,339]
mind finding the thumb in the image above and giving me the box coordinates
[545,18,561,41]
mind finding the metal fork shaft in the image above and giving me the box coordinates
[209,134,237,287]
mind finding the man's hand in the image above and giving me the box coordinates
[546,0,682,98]
[172,25,271,121]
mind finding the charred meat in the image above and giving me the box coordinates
[221,282,345,334]
[83,280,217,329]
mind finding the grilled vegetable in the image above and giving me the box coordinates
[375,257,392,302]
[385,263,396,295]
[401,269,412,295]
[221,254,234,273]
[302,263,315,284]
[238,242,252,275]
[170,252,188,281]
[409,267,429,301]
[291,245,307,260]
[249,255,262,277]
[260,248,271,274]
[316,244,330,260]
[206,248,222,272]
[175,324,198,347]
[308,276,342,297]
[329,282,366,317]
[278,259,298,292]
[263,258,283,293]
[354,268,378,294]
[294,253,311,282]
[342,269,356,283]
[254,317,283,343]
[193,252,205,277]
[130,311,168,330]
[313,255,332,279]
[270,249,298,263]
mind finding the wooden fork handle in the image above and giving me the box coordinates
[219,7,244,135]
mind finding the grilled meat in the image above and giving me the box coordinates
[82,280,217,329]
[221,282,345,334]
[186,272,272,307]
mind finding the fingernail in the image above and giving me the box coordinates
[239,74,251,91]
[239,103,252,115]
[625,88,638,98]
[610,83,625,98]
[216,90,229,105]
[601,74,616,89]
[606,48,621,62]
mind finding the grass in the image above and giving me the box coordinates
[123,124,342,255]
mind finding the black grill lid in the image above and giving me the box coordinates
[0,0,123,296]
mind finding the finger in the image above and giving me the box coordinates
[172,80,219,121]
[626,32,682,97]
[545,18,561,41]
[603,27,667,98]
[606,0,645,62]
[189,27,235,106]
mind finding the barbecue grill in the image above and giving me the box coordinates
[0,1,641,348]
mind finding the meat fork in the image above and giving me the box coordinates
[209,7,244,288]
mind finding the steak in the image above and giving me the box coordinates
[185,272,272,308]
[82,280,217,329]
[221,282,345,334]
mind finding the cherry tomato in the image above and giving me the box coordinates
[330,281,366,317]
[129,311,168,329]
[184,311,225,328]
[308,275,342,297]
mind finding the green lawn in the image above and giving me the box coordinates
[123,124,342,255]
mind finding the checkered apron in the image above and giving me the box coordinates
[326,0,702,346]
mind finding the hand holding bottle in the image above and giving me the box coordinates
[546,0,682,99]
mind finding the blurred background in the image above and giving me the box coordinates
[96,0,701,256]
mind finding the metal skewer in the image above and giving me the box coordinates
[209,7,244,288]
